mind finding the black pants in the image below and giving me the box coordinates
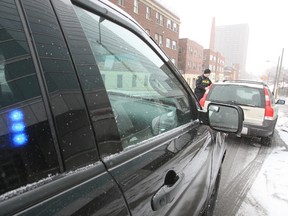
[195,92,204,101]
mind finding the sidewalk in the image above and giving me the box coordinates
[237,103,288,216]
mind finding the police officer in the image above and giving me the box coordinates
[194,69,212,100]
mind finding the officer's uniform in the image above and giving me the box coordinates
[194,75,212,100]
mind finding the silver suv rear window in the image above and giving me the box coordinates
[207,85,265,108]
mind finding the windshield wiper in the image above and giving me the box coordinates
[224,100,256,107]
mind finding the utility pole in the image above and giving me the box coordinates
[272,56,280,95]
[275,48,284,99]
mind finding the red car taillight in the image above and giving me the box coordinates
[264,87,274,120]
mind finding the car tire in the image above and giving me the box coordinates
[260,136,271,146]
[201,168,222,216]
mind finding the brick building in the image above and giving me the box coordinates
[108,0,180,65]
[178,38,203,89]
[203,49,225,82]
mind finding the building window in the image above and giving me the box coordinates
[160,14,163,25]
[156,13,163,26]
[172,41,177,50]
[166,19,171,29]
[117,74,123,88]
[156,12,159,24]
[171,58,176,65]
[155,33,159,43]
[145,29,150,35]
[146,6,151,19]
[173,23,178,32]
[133,0,139,13]
[118,0,125,7]
[166,38,171,48]
[159,35,163,46]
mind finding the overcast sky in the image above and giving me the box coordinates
[164,0,288,76]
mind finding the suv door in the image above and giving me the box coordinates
[58,1,225,215]
[0,1,129,215]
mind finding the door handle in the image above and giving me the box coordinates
[151,172,184,211]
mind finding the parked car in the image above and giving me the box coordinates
[0,0,244,215]
[200,80,285,145]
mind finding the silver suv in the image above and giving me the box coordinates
[200,80,285,145]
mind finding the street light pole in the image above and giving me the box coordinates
[274,48,284,99]
[272,56,280,95]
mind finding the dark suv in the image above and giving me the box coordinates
[0,0,243,215]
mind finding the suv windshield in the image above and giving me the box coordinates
[207,84,265,108]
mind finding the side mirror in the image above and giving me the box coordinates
[276,99,285,105]
[199,103,244,134]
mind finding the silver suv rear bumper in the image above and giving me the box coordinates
[242,119,277,137]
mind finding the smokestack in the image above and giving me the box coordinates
[209,17,215,50]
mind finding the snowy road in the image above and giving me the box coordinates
[214,103,288,216]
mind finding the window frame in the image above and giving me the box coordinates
[166,19,172,29]
[118,0,125,7]
[133,0,138,13]
[70,0,200,157]
[166,38,171,48]
[0,0,105,211]
[146,6,151,20]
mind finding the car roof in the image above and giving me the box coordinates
[213,80,267,89]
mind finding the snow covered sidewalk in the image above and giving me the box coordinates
[237,105,288,216]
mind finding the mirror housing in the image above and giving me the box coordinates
[276,99,285,105]
[199,103,244,134]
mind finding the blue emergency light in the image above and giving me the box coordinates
[9,109,28,146]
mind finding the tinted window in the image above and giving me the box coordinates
[75,8,195,149]
[22,0,98,170]
[0,0,59,197]
[208,84,264,107]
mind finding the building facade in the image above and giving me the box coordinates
[203,49,225,82]
[214,23,249,77]
[108,0,180,65]
[178,38,203,89]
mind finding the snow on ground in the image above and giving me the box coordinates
[237,104,288,216]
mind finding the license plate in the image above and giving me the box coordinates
[241,127,248,135]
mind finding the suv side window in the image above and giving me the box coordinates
[0,0,59,197]
[21,0,99,170]
[74,8,195,149]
